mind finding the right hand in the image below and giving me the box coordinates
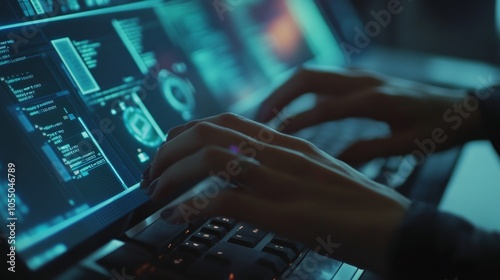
[144,113,411,274]
[256,68,486,164]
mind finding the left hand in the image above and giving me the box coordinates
[142,113,410,273]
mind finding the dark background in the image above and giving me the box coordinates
[350,1,499,64]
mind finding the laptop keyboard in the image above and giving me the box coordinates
[162,219,295,279]
[70,119,418,280]
[296,119,417,188]
[92,215,362,280]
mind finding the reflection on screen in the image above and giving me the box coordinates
[156,0,316,110]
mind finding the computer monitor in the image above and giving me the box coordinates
[0,0,342,275]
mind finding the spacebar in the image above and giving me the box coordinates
[130,218,189,253]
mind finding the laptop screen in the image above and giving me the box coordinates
[0,0,342,273]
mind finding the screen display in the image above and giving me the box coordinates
[0,0,334,272]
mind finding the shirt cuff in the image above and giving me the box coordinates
[470,85,500,154]
[386,201,500,279]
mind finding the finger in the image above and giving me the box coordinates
[149,146,301,202]
[167,113,255,142]
[337,129,424,164]
[277,91,392,134]
[150,122,320,181]
[162,113,358,178]
[278,109,328,134]
[256,68,382,122]
[166,113,319,155]
[141,141,166,182]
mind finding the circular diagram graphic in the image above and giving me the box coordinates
[123,107,163,147]
[158,69,196,120]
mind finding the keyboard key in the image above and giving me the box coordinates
[235,224,267,239]
[190,232,219,247]
[162,250,198,271]
[256,254,288,274]
[205,242,259,262]
[271,236,306,254]
[187,257,232,280]
[211,216,237,230]
[200,224,228,239]
[228,233,260,248]
[263,244,297,263]
[287,250,343,280]
[189,242,280,280]
[97,243,154,275]
[188,243,243,280]
[240,263,280,280]
[55,266,110,280]
[178,240,207,256]
[130,219,189,253]
[205,249,231,264]
[204,242,239,264]
[332,263,359,280]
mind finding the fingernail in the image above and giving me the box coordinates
[146,178,159,196]
[141,164,152,180]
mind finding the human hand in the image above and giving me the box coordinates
[142,113,410,273]
[257,68,486,164]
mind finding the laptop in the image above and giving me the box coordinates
[0,0,452,279]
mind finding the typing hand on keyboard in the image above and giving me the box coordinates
[256,67,485,165]
[141,113,411,274]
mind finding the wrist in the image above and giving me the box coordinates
[469,86,500,153]
[453,91,488,143]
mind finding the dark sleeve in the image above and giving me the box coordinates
[386,202,500,280]
[472,85,500,154]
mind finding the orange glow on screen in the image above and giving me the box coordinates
[266,13,302,58]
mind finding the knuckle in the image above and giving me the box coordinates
[293,138,316,153]
[216,112,241,124]
[183,120,200,130]
[192,121,215,135]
